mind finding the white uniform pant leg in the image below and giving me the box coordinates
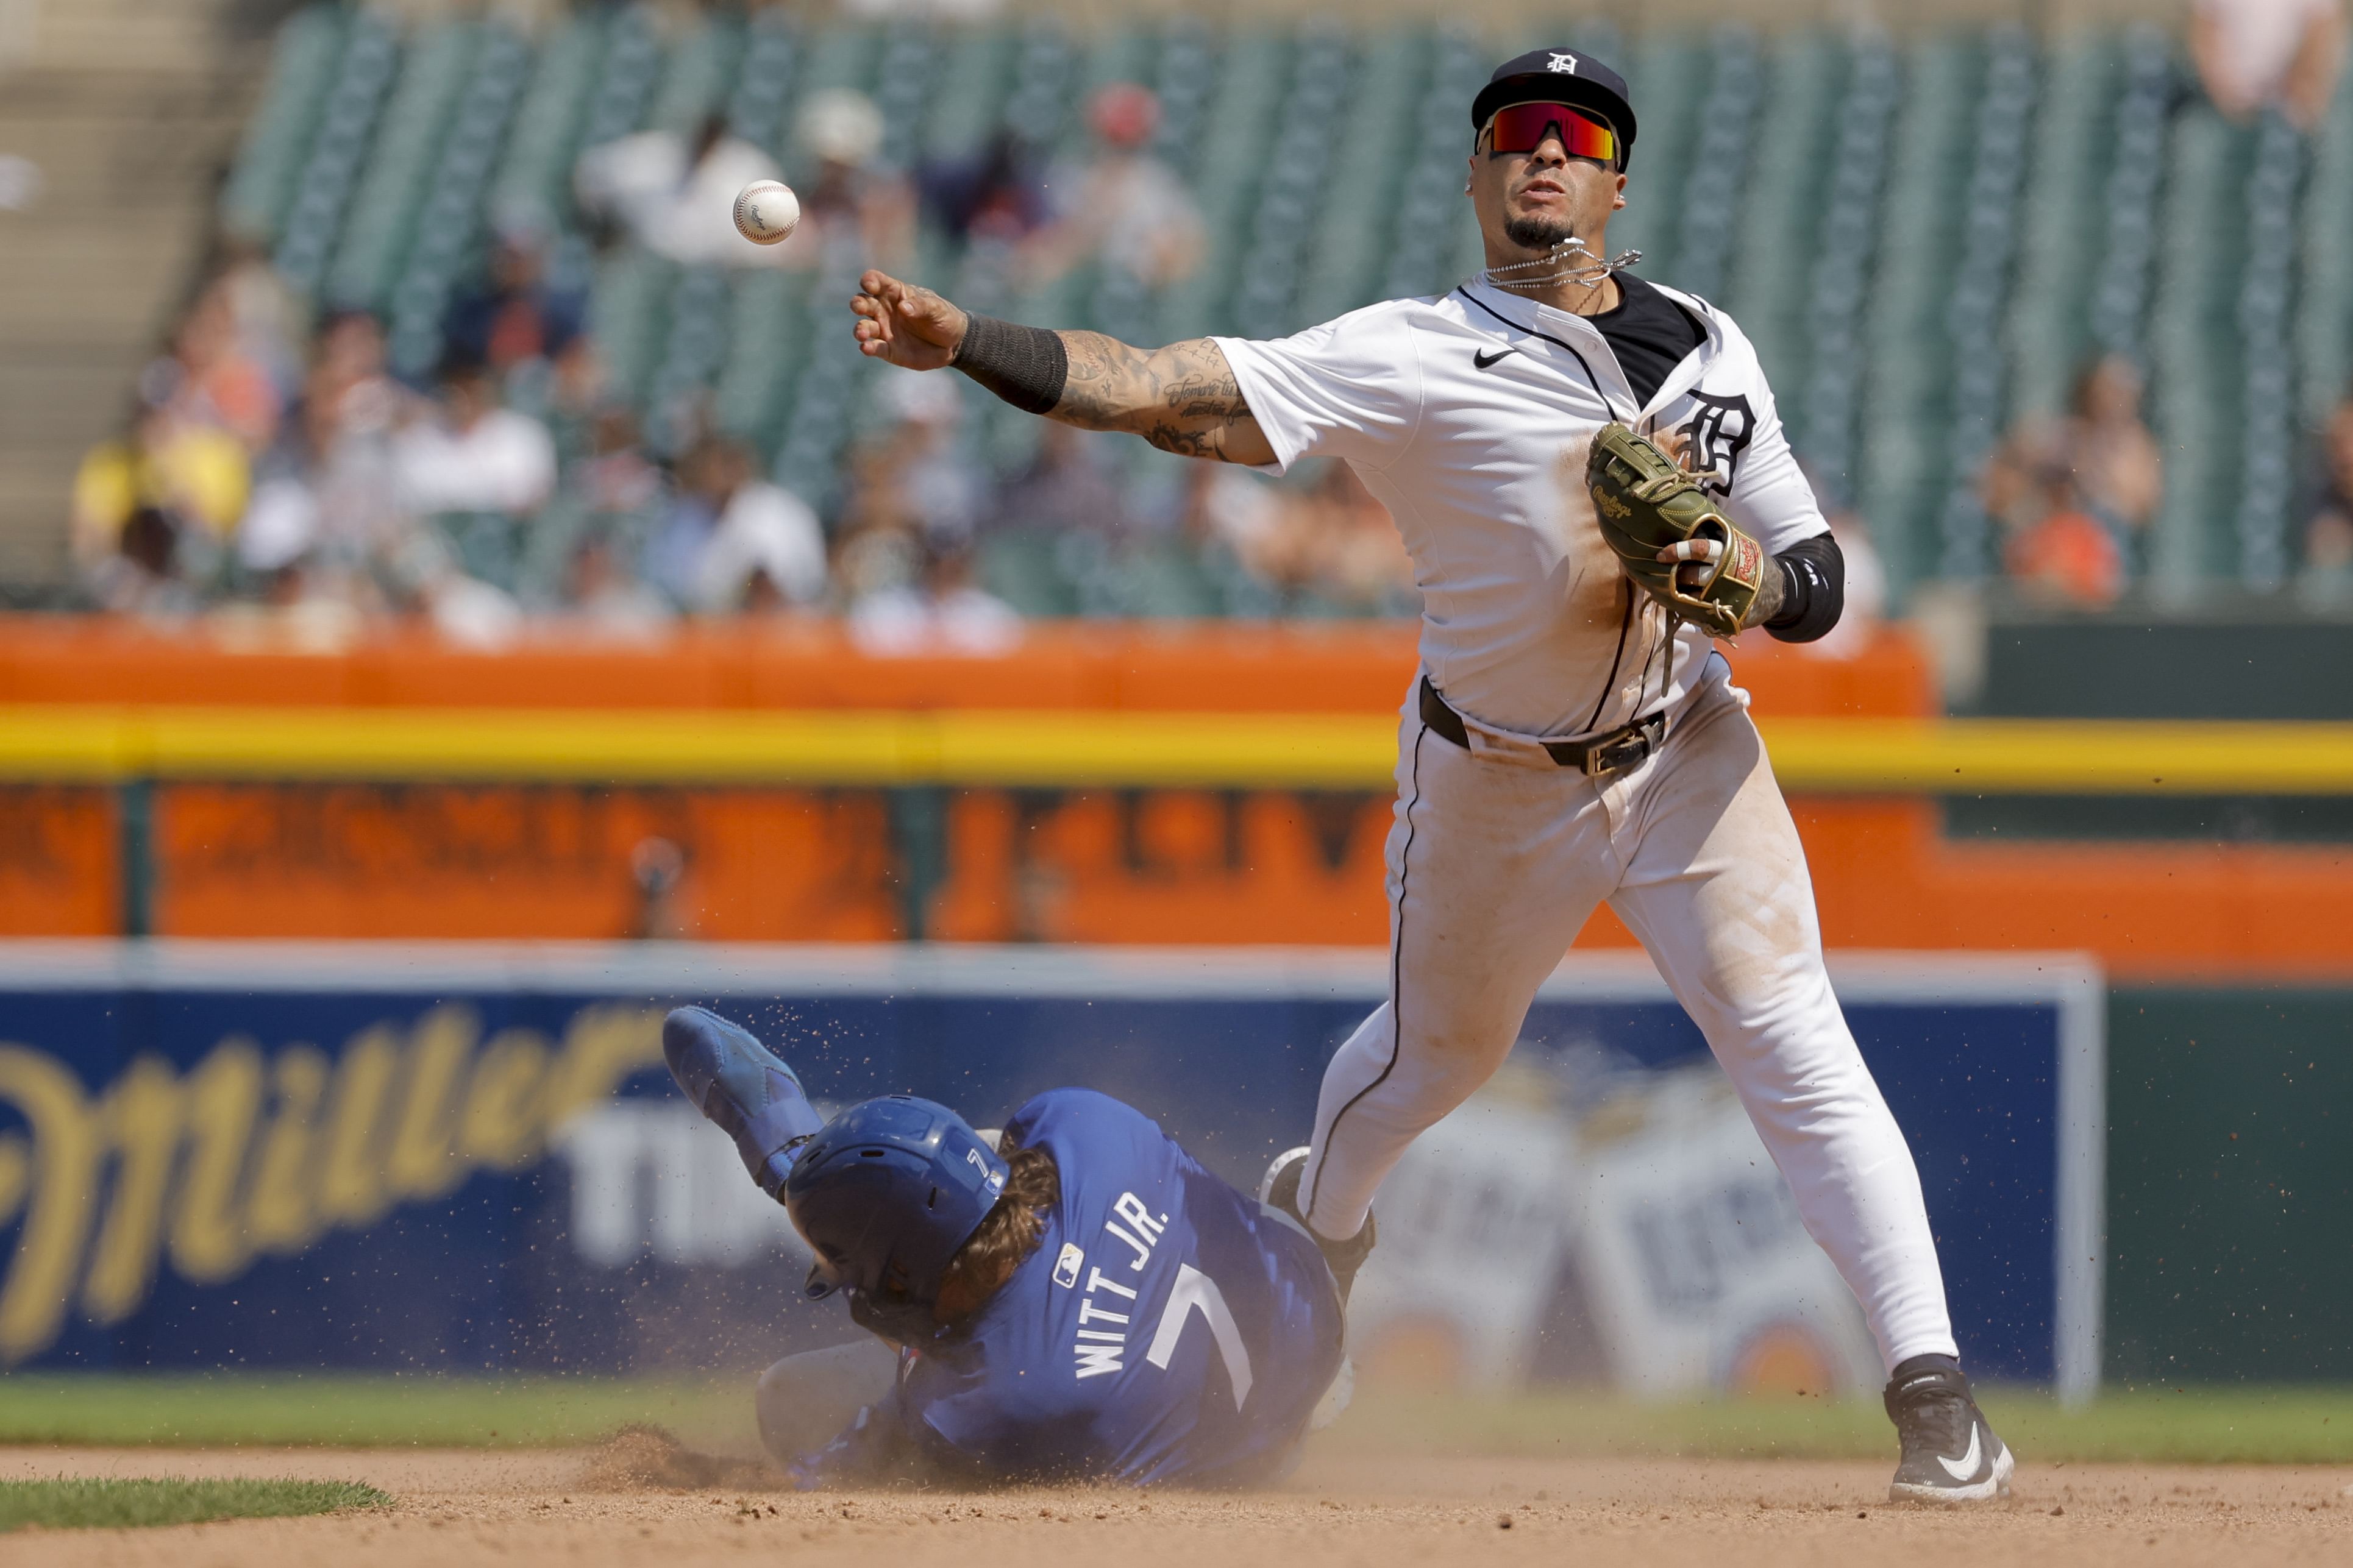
[755,1338,902,1466]
[1605,676,1959,1373]
[1298,704,1617,1240]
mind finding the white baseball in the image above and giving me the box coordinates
[733,180,801,245]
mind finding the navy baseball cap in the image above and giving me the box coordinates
[1471,47,1638,168]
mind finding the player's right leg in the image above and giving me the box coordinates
[1295,692,1617,1252]
[754,1338,903,1467]
[661,1006,827,1199]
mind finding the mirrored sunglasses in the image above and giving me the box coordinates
[1483,102,1618,163]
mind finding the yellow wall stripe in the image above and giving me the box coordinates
[0,707,2349,793]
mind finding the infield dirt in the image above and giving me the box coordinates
[1,1443,2346,1567]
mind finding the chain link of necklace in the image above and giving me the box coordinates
[1479,238,1644,302]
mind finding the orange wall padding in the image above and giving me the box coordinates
[5,617,2348,979]
[0,617,1933,717]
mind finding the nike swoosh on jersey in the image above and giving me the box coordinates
[1473,347,1518,369]
[1936,1424,1984,1480]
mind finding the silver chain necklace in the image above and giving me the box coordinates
[1479,235,1644,296]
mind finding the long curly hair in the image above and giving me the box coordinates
[936,1131,1059,1314]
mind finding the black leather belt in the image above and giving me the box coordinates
[1419,678,1665,776]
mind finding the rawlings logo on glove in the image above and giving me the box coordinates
[1584,422,1765,640]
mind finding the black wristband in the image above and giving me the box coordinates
[1764,531,1846,644]
[950,312,1068,415]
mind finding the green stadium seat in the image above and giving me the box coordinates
[1856,36,1973,597]
[219,3,349,243]
[2004,34,2121,424]
[272,10,402,298]
[325,20,479,313]
[1671,27,1765,308]
[489,10,610,232]
[645,9,744,139]
[2297,76,2353,433]
[1727,32,1840,402]
[2146,104,2244,596]
[979,529,1082,617]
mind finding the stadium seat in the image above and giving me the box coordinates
[272,10,401,298]
[1792,30,1898,503]
[218,3,348,243]
[1855,35,1973,596]
[324,19,478,313]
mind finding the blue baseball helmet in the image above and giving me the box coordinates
[783,1094,1010,1343]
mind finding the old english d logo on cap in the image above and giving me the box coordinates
[1472,48,1638,167]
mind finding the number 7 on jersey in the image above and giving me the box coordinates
[1144,1264,1254,1411]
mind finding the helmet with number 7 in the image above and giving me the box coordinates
[783,1094,1011,1344]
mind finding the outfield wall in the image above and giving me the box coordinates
[0,942,2098,1400]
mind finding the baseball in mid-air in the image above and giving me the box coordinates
[733,180,801,245]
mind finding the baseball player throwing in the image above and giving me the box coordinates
[663,1006,1348,1487]
[848,47,2012,1503]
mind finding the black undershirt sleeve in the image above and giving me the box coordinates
[1764,532,1845,644]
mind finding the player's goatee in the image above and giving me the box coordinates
[1503,213,1578,251]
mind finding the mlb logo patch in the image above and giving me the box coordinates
[1052,1243,1085,1288]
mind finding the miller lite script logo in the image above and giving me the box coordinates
[1674,391,1756,498]
[1548,51,1581,73]
[0,1003,664,1364]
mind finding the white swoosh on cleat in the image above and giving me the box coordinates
[1936,1425,1983,1481]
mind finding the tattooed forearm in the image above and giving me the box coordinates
[1050,332,1270,464]
[1742,556,1787,628]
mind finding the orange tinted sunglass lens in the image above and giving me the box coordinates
[1487,102,1616,161]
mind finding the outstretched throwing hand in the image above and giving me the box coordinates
[850,271,966,371]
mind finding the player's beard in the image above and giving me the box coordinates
[1503,213,1579,253]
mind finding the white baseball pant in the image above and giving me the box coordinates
[1297,659,1960,1373]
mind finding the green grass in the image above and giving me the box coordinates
[0,1375,2345,1466]
[0,1478,391,1532]
[1325,1385,2353,1466]
[0,1375,752,1452]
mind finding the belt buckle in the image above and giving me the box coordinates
[1582,728,1650,778]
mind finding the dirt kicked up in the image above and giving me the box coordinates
[1,1441,2346,1568]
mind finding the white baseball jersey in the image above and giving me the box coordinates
[1215,278,1828,739]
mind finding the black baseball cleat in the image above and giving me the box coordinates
[1259,1146,1376,1305]
[1884,1354,2015,1503]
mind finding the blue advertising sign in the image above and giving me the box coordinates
[0,943,2101,1396]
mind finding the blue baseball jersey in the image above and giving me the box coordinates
[797,1088,1344,1488]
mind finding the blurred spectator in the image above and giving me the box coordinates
[2300,396,2353,581]
[73,400,248,591]
[237,311,407,595]
[443,221,586,378]
[575,112,792,268]
[780,89,915,268]
[210,236,307,402]
[850,541,1022,655]
[919,129,1051,245]
[393,353,558,519]
[563,531,674,641]
[991,422,1130,537]
[882,372,984,547]
[1197,460,1414,614]
[1021,84,1205,291]
[2192,0,2345,130]
[645,436,827,614]
[1982,354,2160,608]
[1297,462,1417,614]
[143,278,282,455]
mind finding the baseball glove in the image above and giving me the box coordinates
[1584,422,1766,640]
